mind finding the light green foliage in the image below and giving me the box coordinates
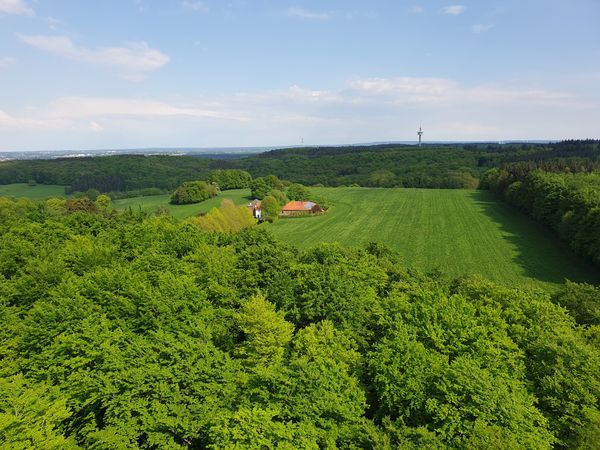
[369,288,555,449]
[0,374,77,449]
[235,295,294,366]
[45,197,67,215]
[268,188,288,206]
[292,320,361,373]
[0,198,598,448]
[95,194,112,213]
[268,187,600,290]
[190,199,255,233]
[261,194,281,221]
[208,407,319,449]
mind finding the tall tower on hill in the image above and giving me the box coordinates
[417,124,424,146]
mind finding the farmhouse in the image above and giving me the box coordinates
[281,200,324,216]
[247,199,262,219]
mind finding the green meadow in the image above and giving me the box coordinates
[0,183,68,200]
[4,183,597,290]
[112,189,251,220]
[267,187,600,290]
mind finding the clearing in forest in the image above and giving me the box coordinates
[267,187,600,290]
[112,189,250,220]
[0,183,68,200]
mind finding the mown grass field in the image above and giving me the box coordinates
[0,183,68,200]
[4,183,597,290]
[113,189,251,220]
[267,187,600,290]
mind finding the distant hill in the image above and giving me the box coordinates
[0,140,598,193]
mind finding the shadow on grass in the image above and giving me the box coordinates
[468,190,600,286]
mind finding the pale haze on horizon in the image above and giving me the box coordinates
[0,0,599,151]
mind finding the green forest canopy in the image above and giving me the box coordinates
[1,140,598,193]
[0,196,599,449]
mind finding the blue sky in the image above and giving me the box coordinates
[0,0,599,151]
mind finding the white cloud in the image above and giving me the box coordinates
[0,110,71,131]
[472,24,494,33]
[0,56,15,67]
[17,34,169,80]
[440,5,466,15]
[182,1,209,13]
[410,6,425,14]
[345,76,573,107]
[45,97,244,121]
[0,0,33,16]
[0,77,591,147]
[287,7,330,20]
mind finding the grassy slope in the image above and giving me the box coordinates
[0,183,68,200]
[113,189,251,220]
[267,187,600,290]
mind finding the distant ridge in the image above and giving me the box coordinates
[0,140,559,161]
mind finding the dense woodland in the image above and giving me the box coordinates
[0,155,213,193]
[0,196,599,449]
[1,140,599,194]
[1,140,600,448]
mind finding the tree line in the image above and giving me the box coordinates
[481,166,600,267]
[0,196,599,448]
[2,140,599,194]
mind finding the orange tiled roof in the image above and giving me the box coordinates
[282,201,316,211]
[282,201,305,211]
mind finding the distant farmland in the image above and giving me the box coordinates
[267,187,599,290]
[5,182,596,290]
[112,189,251,220]
[0,183,68,200]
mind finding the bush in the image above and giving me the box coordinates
[209,169,252,190]
[261,195,281,222]
[170,181,219,205]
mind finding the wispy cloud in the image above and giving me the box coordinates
[472,24,494,34]
[346,76,573,106]
[0,77,588,146]
[0,96,247,133]
[0,0,33,16]
[0,109,98,132]
[182,1,209,13]
[0,56,15,68]
[17,34,169,80]
[133,0,147,13]
[45,97,241,120]
[287,7,330,21]
[440,5,466,15]
[410,6,425,14]
[45,17,64,31]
